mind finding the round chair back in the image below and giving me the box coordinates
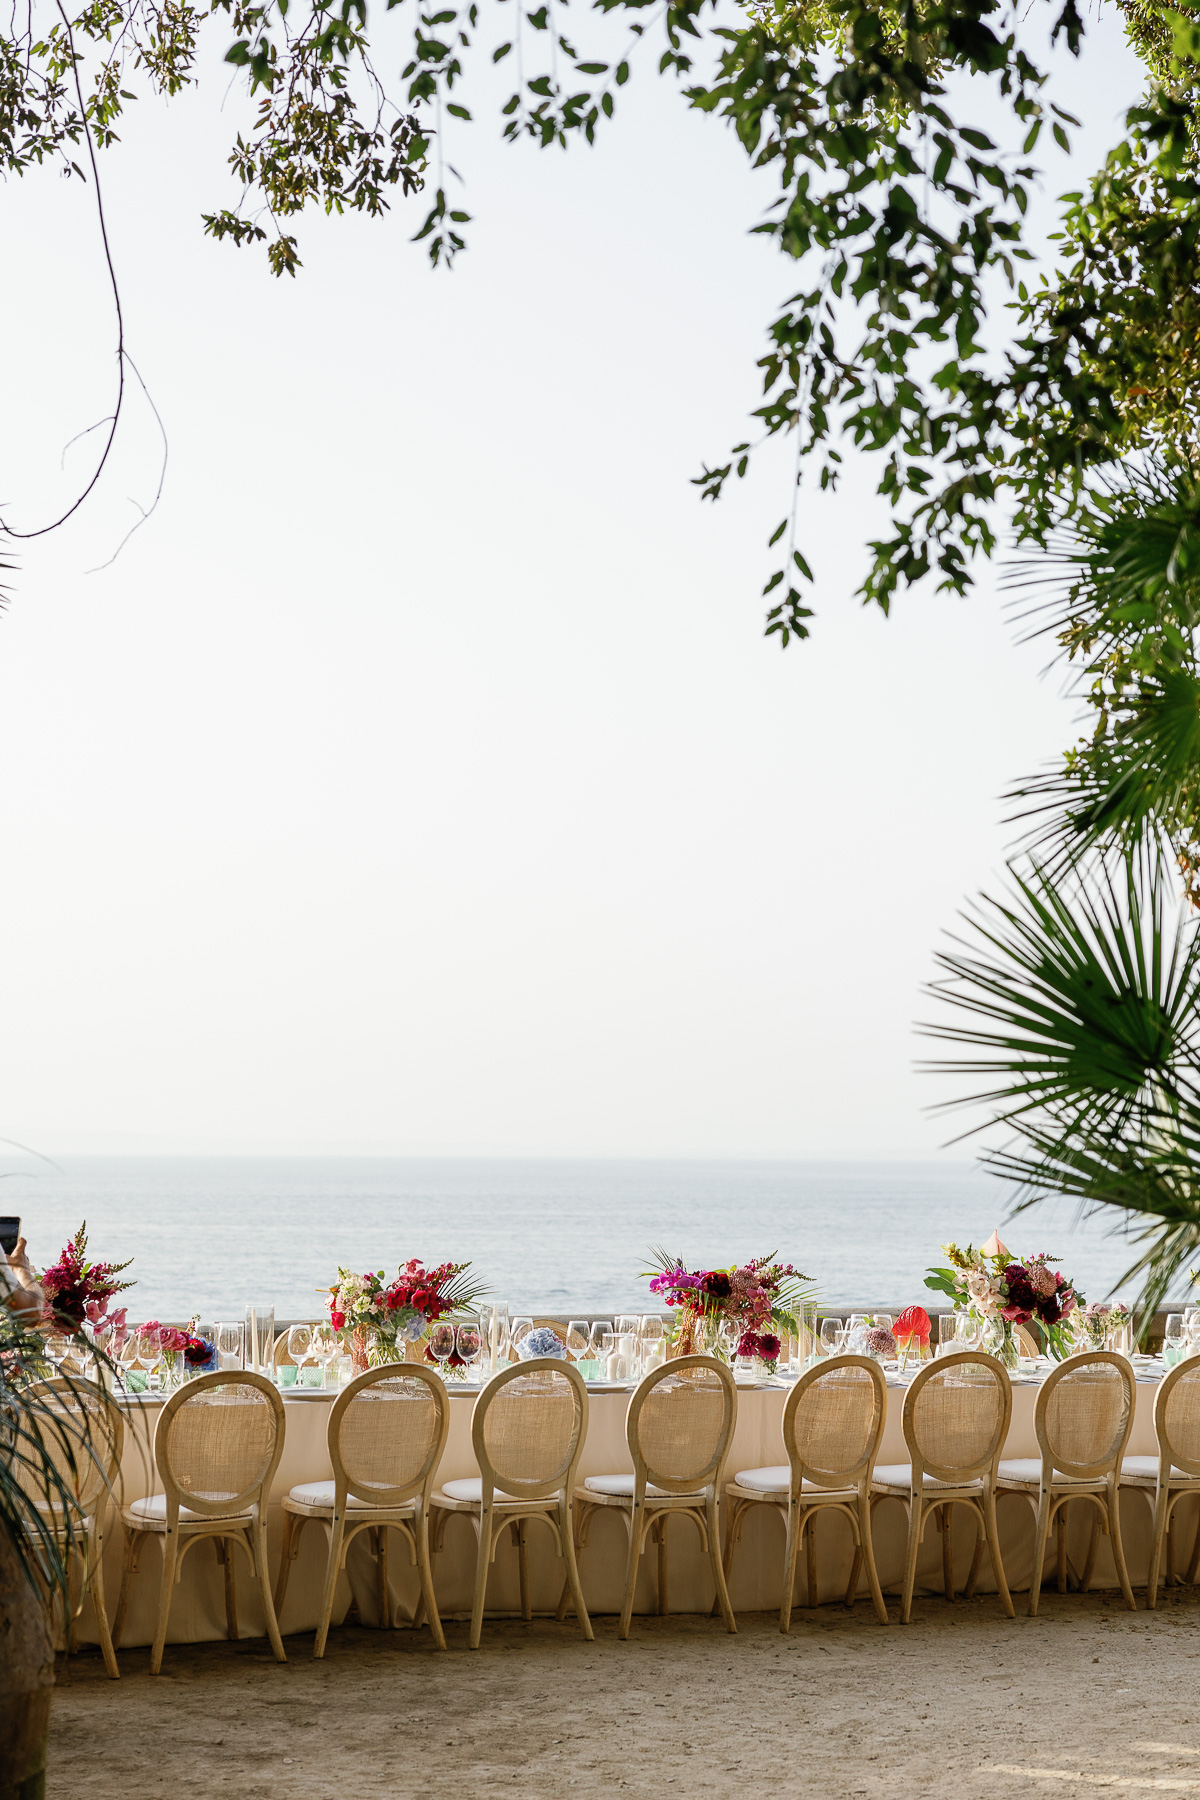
[626,1355,737,1496]
[155,1370,285,1520]
[472,1358,588,1501]
[24,1377,124,1515]
[784,1354,886,1491]
[1156,1356,1200,1478]
[1036,1352,1135,1480]
[903,1352,1012,1484]
[330,1363,449,1506]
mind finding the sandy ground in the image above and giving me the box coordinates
[48,1592,1200,1800]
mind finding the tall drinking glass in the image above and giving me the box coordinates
[245,1305,275,1375]
[938,1314,961,1356]
[1164,1313,1185,1367]
[640,1316,665,1374]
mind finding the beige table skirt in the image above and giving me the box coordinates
[80,1377,1193,1648]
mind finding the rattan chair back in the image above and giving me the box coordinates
[329,1362,448,1505]
[1156,1356,1200,1478]
[626,1355,737,1495]
[154,1370,285,1519]
[902,1351,1012,1484]
[472,1358,588,1501]
[25,1377,124,1513]
[785,1355,886,1491]
[1036,1352,1135,1480]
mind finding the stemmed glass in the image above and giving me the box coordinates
[310,1322,338,1386]
[429,1319,457,1377]
[286,1323,312,1382]
[589,1321,613,1367]
[1184,1310,1200,1357]
[1164,1313,1185,1366]
[455,1319,482,1379]
[819,1317,843,1357]
[136,1326,163,1389]
[566,1320,591,1366]
[118,1328,144,1390]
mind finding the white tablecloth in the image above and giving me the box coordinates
[81,1375,1191,1648]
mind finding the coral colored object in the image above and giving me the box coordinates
[895,1305,931,1344]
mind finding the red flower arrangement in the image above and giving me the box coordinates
[40,1222,135,1331]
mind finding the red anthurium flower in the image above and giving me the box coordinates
[895,1305,931,1343]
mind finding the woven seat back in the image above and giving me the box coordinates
[788,1356,884,1486]
[158,1372,284,1515]
[21,1379,123,1513]
[1159,1359,1200,1476]
[629,1357,736,1493]
[1038,1352,1134,1478]
[474,1359,587,1497]
[333,1365,447,1502]
[905,1354,1010,1481]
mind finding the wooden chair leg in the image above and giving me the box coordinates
[1147,1487,1170,1611]
[374,1526,391,1629]
[857,1494,889,1626]
[1167,1506,1178,1590]
[470,1507,493,1650]
[215,1537,239,1641]
[273,1510,302,1621]
[940,1503,955,1602]
[1108,1481,1137,1613]
[415,1506,446,1651]
[618,1501,645,1641]
[707,1493,737,1634]
[780,1504,803,1635]
[517,1519,532,1622]
[149,1532,179,1677]
[656,1515,669,1616]
[984,1490,1014,1618]
[313,1513,347,1659]
[1027,1493,1054,1617]
[252,1514,286,1663]
[112,1526,144,1650]
[558,1496,593,1643]
[899,1498,923,1626]
[805,1511,818,1609]
[1056,1504,1069,1593]
[89,1528,120,1680]
[965,1512,986,1600]
[1079,1508,1102,1592]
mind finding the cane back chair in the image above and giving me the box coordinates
[1120,1356,1200,1607]
[22,1377,124,1679]
[431,1357,591,1648]
[722,1355,889,1630]
[275,1363,449,1654]
[563,1355,738,1639]
[871,1351,1014,1624]
[113,1369,287,1674]
[997,1351,1137,1614]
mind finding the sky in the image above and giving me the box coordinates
[0,4,1150,1160]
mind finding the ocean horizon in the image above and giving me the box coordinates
[0,1154,1166,1323]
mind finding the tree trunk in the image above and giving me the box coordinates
[0,1531,54,1800]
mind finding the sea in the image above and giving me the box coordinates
[0,1156,1172,1324]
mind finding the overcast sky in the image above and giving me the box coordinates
[0,7,1148,1158]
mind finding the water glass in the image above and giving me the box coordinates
[245,1305,275,1375]
[311,1321,338,1385]
[819,1317,843,1357]
[215,1321,245,1371]
[137,1326,164,1387]
[1106,1318,1134,1358]
[566,1319,591,1366]
[285,1323,311,1378]
[798,1300,818,1366]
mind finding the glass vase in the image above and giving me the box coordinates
[983,1318,1021,1372]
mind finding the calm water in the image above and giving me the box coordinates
[0,1156,1166,1323]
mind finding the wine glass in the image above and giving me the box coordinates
[565,1320,591,1363]
[509,1317,533,1361]
[137,1326,163,1388]
[310,1322,338,1385]
[589,1321,613,1364]
[286,1323,312,1380]
[455,1319,482,1378]
[1164,1313,1185,1366]
[428,1319,456,1375]
[819,1317,843,1357]
[118,1328,143,1389]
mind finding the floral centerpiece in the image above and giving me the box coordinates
[644,1249,813,1374]
[925,1231,1081,1366]
[40,1223,134,1334]
[894,1306,931,1369]
[1073,1300,1131,1350]
[328,1258,488,1372]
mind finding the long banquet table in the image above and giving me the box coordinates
[80,1370,1195,1650]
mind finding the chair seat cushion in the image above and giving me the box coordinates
[123,1494,254,1527]
[284,1480,417,1514]
[1120,1456,1199,1484]
[436,1478,527,1505]
[583,1474,705,1501]
[997,1459,1105,1489]
[872,1464,984,1493]
[731,1466,856,1498]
